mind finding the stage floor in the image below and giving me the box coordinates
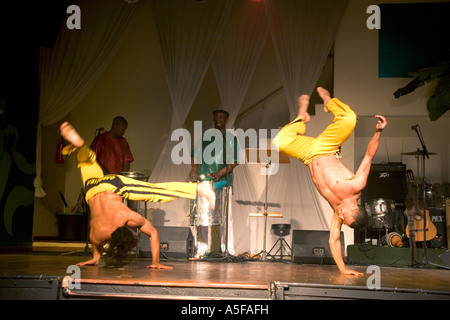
[0,252,449,301]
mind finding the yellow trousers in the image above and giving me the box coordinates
[274,98,357,165]
[63,145,197,202]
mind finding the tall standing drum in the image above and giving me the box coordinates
[190,181,227,226]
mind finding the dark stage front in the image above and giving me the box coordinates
[0,253,449,301]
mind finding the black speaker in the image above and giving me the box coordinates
[362,162,406,205]
[139,226,194,259]
[292,230,344,264]
[439,250,450,267]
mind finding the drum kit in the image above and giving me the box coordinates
[362,144,449,266]
[365,198,396,231]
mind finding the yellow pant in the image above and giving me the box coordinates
[274,98,357,165]
[63,145,197,202]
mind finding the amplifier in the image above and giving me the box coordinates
[291,230,344,265]
[139,226,194,259]
[362,162,406,205]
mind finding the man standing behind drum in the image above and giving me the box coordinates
[189,110,239,257]
[90,116,134,174]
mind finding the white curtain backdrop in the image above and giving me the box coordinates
[260,0,349,241]
[145,0,232,226]
[36,0,140,197]
[145,0,348,253]
[264,0,348,116]
[39,0,349,255]
[210,0,269,254]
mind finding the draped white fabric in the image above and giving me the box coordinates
[210,0,269,254]
[259,0,349,239]
[264,0,348,116]
[145,0,232,226]
[211,1,269,127]
[37,0,349,254]
[36,0,140,196]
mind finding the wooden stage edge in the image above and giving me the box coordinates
[0,252,449,301]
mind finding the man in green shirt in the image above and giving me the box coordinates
[189,110,239,257]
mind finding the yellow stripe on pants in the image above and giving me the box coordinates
[64,145,197,203]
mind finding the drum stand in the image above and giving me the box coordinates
[254,158,273,261]
[268,224,291,260]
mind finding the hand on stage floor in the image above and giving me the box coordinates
[147,263,173,270]
[340,268,363,276]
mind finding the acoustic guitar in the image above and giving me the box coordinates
[405,170,437,242]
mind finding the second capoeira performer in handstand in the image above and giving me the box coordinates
[60,122,215,269]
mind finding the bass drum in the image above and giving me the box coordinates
[365,198,395,230]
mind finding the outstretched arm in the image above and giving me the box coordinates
[353,115,387,192]
[140,220,172,270]
[329,213,363,276]
[127,212,172,270]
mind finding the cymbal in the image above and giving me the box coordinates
[401,151,437,156]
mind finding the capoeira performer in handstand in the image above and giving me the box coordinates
[274,87,387,275]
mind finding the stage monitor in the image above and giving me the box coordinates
[139,226,194,259]
[292,230,344,265]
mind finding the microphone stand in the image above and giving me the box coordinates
[412,126,429,266]
[91,128,104,152]
[411,126,450,270]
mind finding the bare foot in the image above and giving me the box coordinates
[197,181,216,210]
[317,87,331,112]
[60,122,85,148]
[298,95,311,123]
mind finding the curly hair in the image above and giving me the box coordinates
[99,227,138,268]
